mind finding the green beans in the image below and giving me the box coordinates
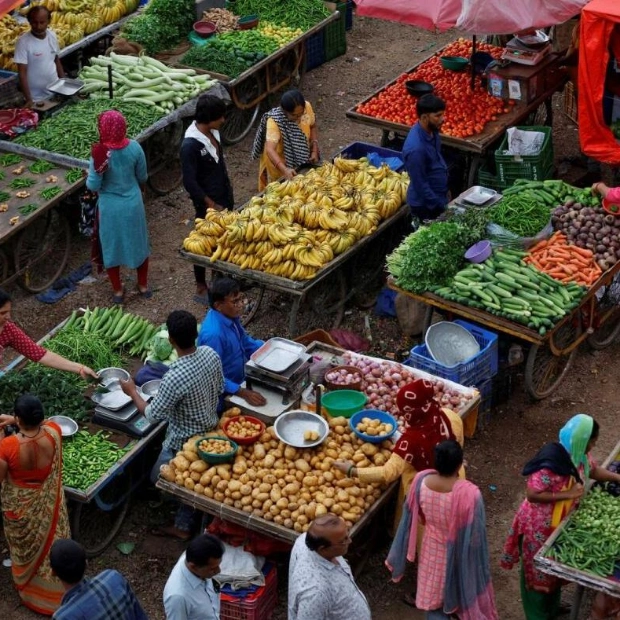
[9,177,36,189]
[0,154,21,167]
[65,168,84,184]
[28,159,55,174]
[232,0,330,30]
[18,204,39,215]
[489,195,551,237]
[40,186,62,201]
[62,430,130,490]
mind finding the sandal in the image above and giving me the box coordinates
[150,525,191,542]
[112,289,125,305]
[137,287,153,299]
[402,593,417,608]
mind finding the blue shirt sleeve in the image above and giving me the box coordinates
[241,331,263,360]
[404,147,443,209]
[198,326,240,395]
[86,157,102,192]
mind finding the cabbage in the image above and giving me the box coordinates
[145,328,176,365]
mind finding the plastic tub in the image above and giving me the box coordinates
[321,389,368,418]
[405,80,434,97]
[602,198,620,216]
[195,436,238,464]
[238,14,259,29]
[465,240,492,263]
[193,20,216,37]
[349,410,397,444]
[440,56,469,71]
[324,365,363,392]
[222,415,265,445]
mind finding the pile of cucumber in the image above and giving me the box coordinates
[501,179,600,208]
[432,249,586,335]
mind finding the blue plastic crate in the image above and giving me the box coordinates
[406,319,499,386]
[345,0,354,31]
[305,31,325,71]
[334,141,404,171]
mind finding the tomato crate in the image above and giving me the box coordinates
[304,30,325,71]
[405,319,499,387]
[220,564,277,620]
[324,2,347,62]
[494,125,554,185]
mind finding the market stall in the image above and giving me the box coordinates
[0,308,168,557]
[346,39,567,186]
[179,143,409,334]
[386,178,620,401]
[535,439,620,620]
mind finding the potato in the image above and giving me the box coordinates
[264,454,275,468]
[361,443,378,456]
[160,464,175,482]
[373,454,386,466]
[240,484,252,496]
[198,438,235,455]
[194,483,204,495]
[184,478,195,490]
[190,471,202,482]
[182,471,190,479]
[284,446,297,460]
[190,460,208,473]
[216,480,228,492]
[232,461,247,475]
[182,450,200,463]
[303,475,318,488]
[263,474,277,485]
[172,455,190,472]
[174,474,184,486]
[294,459,311,473]
[329,416,347,428]
[276,497,289,510]
[315,504,328,517]
[283,482,300,496]
[270,488,282,502]
[253,443,266,460]
[228,480,242,492]
[216,466,231,480]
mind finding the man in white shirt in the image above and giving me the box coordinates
[288,514,372,620]
[14,6,64,106]
[163,533,224,620]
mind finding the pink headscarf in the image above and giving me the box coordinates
[91,110,130,173]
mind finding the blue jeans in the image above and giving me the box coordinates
[152,446,197,533]
[426,610,452,620]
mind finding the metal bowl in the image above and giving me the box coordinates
[425,321,480,367]
[140,379,162,397]
[48,415,78,437]
[97,367,130,387]
[274,410,329,448]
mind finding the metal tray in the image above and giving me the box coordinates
[425,321,480,366]
[46,78,84,97]
[273,410,329,448]
[91,389,133,411]
[459,185,498,206]
[251,338,306,374]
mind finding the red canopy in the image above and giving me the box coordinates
[0,0,23,19]
[579,0,620,164]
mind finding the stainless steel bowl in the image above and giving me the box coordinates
[97,367,130,386]
[48,415,78,437]
[140,379,162,397]
[274,410,329,448]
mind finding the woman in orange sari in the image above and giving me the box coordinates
[0,394,70,615]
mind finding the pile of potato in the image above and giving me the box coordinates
[225,416,263,439]
[355,417,393,437]
[198,437,235,455]
[160,414,393,532]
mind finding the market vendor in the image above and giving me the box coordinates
[120,310,224,541]
[197,277,266,409]
[501,414,620,620]
[14,6,64,108]
[333,379,464,536]
[180,95,234,305]
[402,94,448,223]
[0,290,97,383]
[251,89,319,191]
[592,180,620,203]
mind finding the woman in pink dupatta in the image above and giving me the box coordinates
[386,440,498,620]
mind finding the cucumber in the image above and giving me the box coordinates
[516,289,539,302]
[488,283,512,299]
[496,272,521,289]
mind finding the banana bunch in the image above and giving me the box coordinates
[182,158,409,281]
[53,23,85,45]
[19,0,60,14]
[59,0,91,11]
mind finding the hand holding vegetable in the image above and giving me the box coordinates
[283,167,297,180]
[592,182,610,198]
[78,365,98,380]
[566,483,585,501]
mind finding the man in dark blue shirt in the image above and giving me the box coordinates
[402,94,449,222]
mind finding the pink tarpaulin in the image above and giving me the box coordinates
[0,0,24,19]
[355,0,589,34]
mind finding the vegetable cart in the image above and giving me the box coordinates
[345,45,567,187]
[180,203,409,335]
[534,439,620,620]
[389,257,620,400]
[0,154,85,293]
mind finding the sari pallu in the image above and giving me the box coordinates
[386,470,498,620]
[1,423,70,615]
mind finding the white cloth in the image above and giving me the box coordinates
[213,543,265,591]
[163,552,221,620]
[184,121,220,163]
[288,533,371,620]
[14,30,60,101]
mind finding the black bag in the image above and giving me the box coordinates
[78,189,98,237]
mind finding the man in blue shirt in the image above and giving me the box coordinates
[198,278,266,408]
[402,94,449,222]
[50,539,147,620]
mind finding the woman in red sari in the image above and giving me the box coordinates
[0,394,70,615]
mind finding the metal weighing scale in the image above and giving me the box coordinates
[91,388,157,438]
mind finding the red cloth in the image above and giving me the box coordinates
[0,321,46,364]
[91,110,130,173]
[392,379,456,471]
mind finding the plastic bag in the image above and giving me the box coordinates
[504,127,545,156]
[487,217,553,249]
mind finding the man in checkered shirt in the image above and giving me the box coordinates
[122,309,224,540]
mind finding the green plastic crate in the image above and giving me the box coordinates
[324,2,347,62]
[477,162,508,192]
[494,125,554,184]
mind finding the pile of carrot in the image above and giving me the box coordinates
[524,231,602,287]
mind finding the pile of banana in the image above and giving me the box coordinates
[0,0,139,69]
[183,157,409,282]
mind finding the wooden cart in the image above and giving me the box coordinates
[0,154,85,292]
[345,49,567,186]
[389,260,620,400]
[534,439,620,620]
[180,203,409,335]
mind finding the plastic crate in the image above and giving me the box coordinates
[477,162,508,192]
[562,80,577,125]
[494,125,554,184]
[0,69,20,108]
[304,30,325,71]
[334,141,404,171]
[406,319,499,386]
[345,0,354,30]
[220,564,277,620]
[324,2,347,62]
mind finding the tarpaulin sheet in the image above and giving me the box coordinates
[0,0,23,19]
[355,0,588,34]
[579,0,620,164]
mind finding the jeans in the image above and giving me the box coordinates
[426,610,452,620]
[152,446,198,533]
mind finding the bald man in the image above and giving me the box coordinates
[288,514,371,620]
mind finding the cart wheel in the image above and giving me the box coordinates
[524,320,582,400]
[220,76,262,146]
[70,471,131,558]
[0,247,10,286]
[146,120,185,196]
[15,210,70,293]
[587,281,620,350]
[240,284,265,326]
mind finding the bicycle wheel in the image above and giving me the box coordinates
[147,120,185,196]
[15,210,70,293]
[220,76,262,146]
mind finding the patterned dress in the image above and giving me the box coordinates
[501,457,594,592]
[416,481,454,610]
